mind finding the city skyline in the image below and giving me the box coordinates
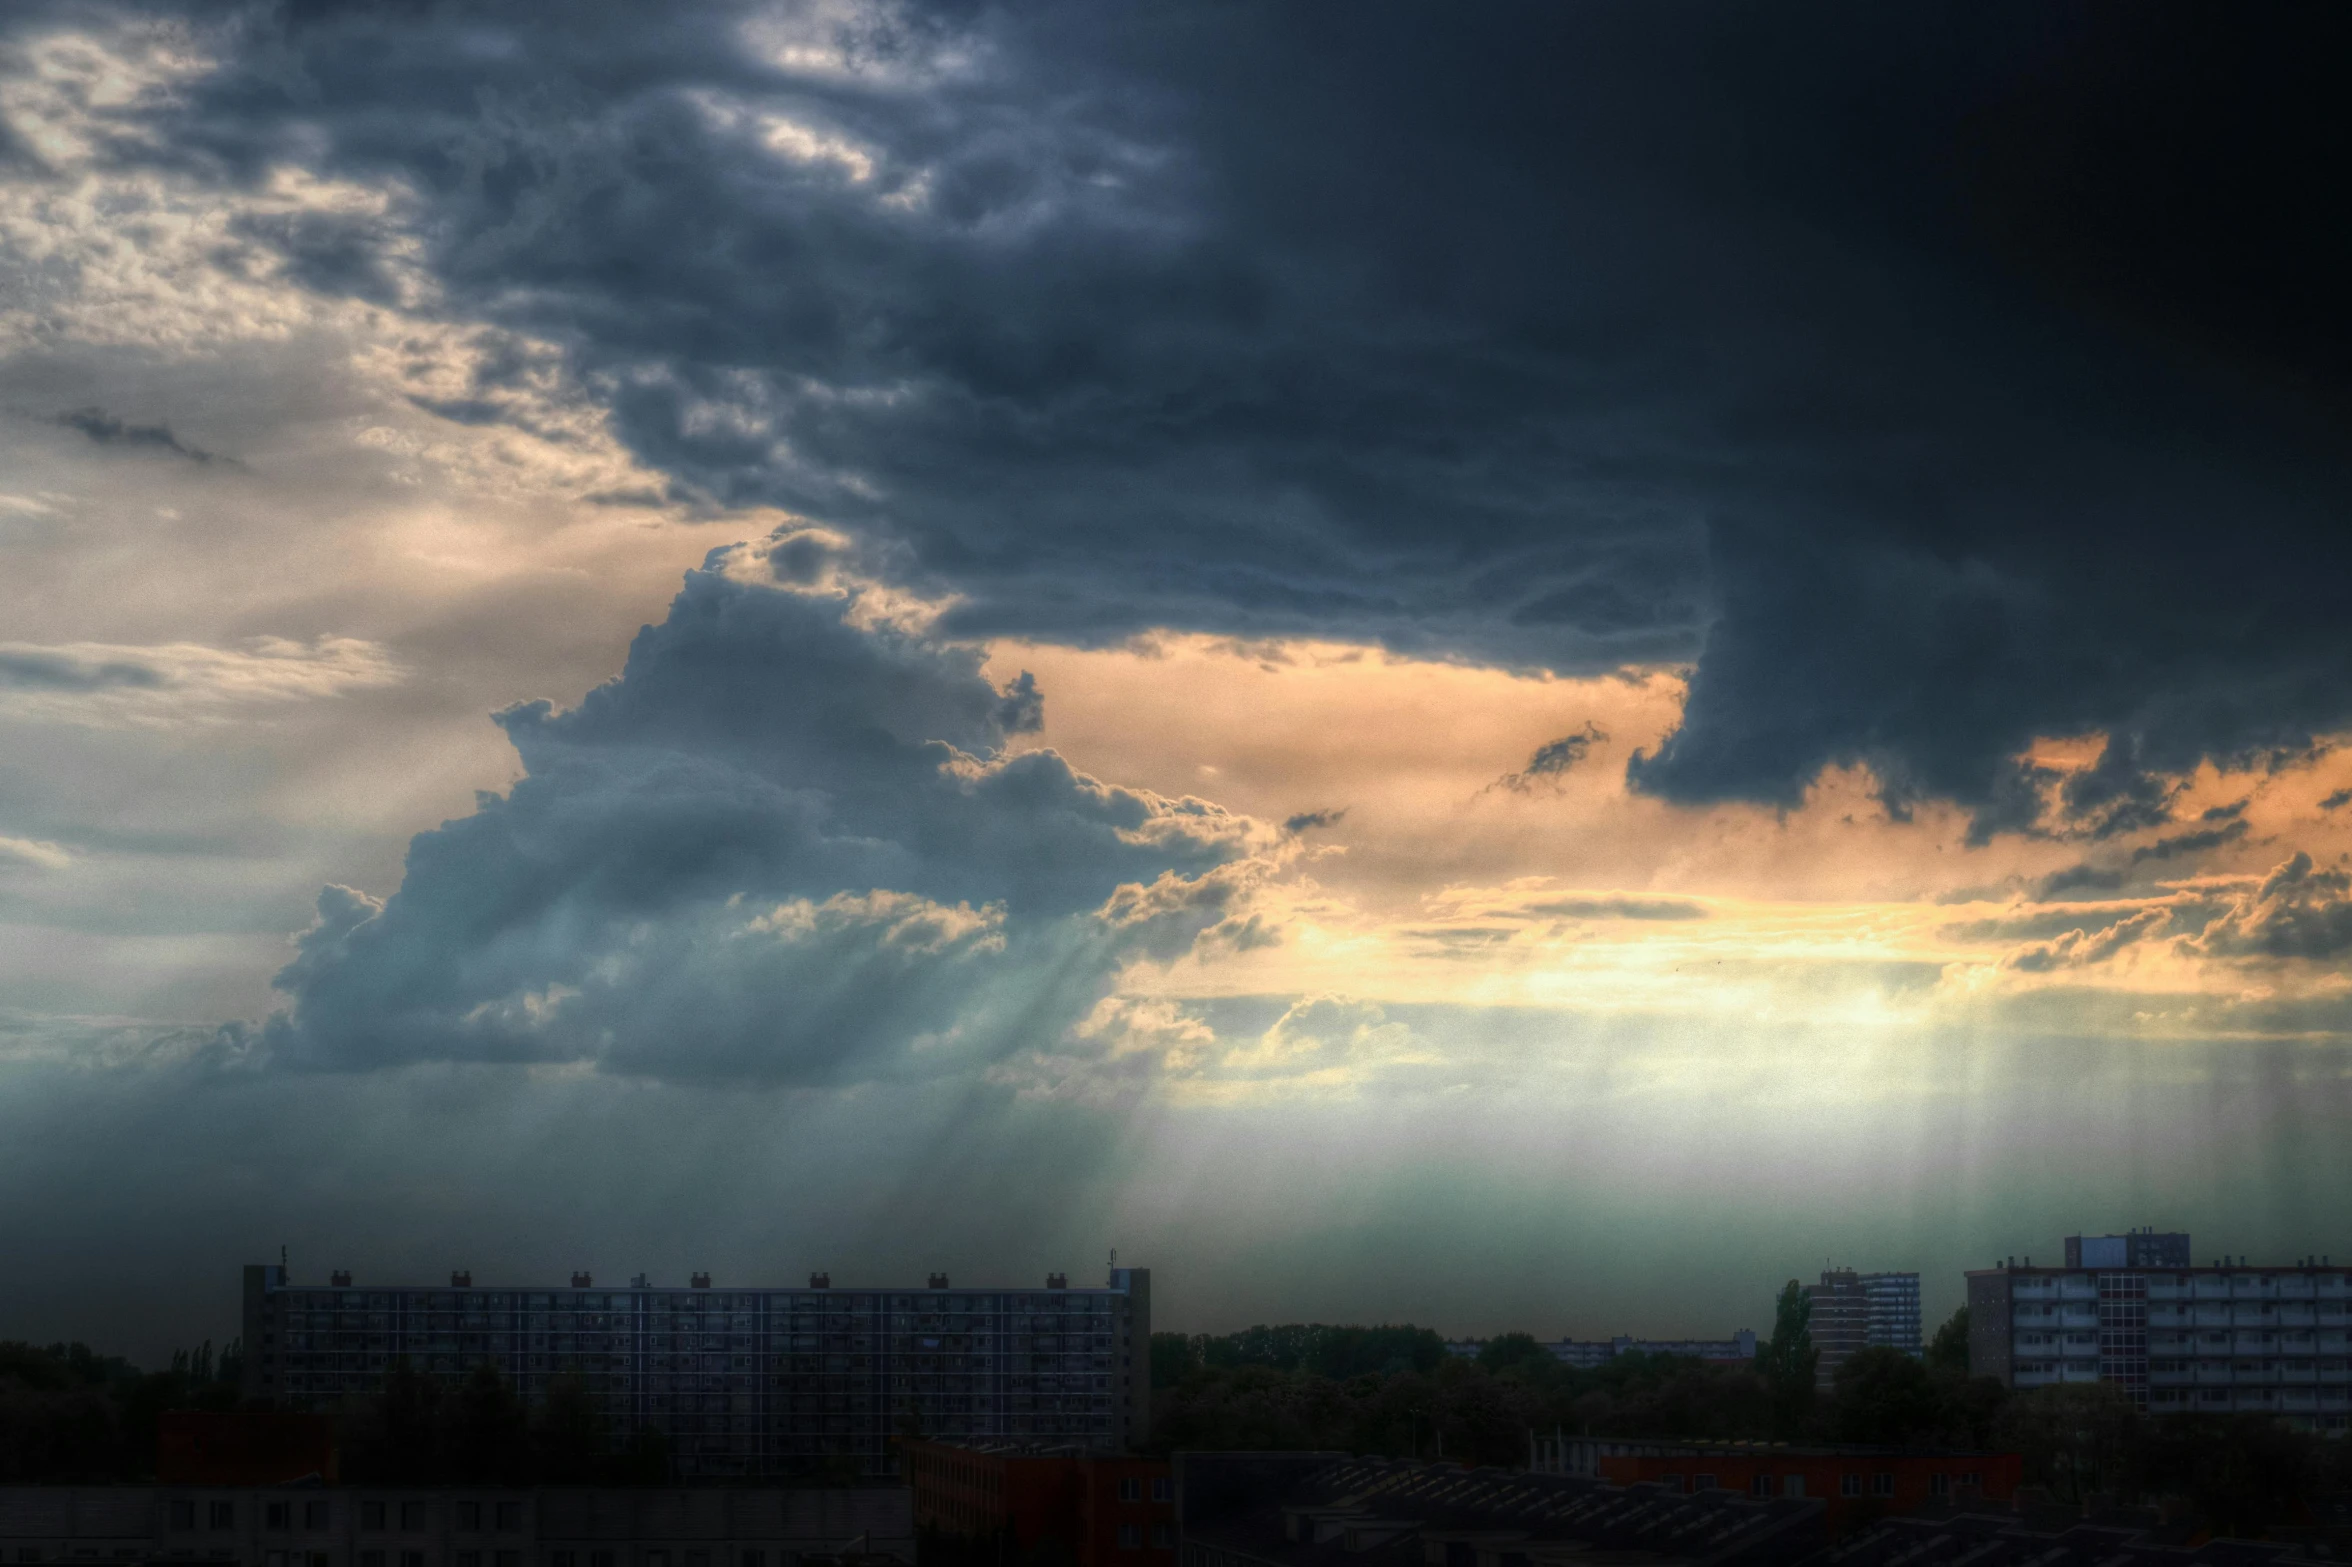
[3,4,2351,1364]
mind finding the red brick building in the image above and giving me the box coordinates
[906,1440,1174,1567]
[156,1410,338,1485]
[1596,1445,2021,1534]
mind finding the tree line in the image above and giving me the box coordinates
[0,1341,668,1486]
[1148,1288,2352,1538]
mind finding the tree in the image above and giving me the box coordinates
[1829,1347,1946,1445]
[446,1366,530,1486]
[1925,1306,1970,1373]
[1754,1280,1817,1435]
[1994,1383,2139,1504]
[1149,1332,1200,1389]
[1475,1333,1554,1376]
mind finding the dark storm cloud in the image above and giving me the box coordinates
[36,0,2352,830]
[50,407,217,463]
[235,548,1258,1081]
[1282,809,1345,835]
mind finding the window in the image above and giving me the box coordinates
[268,1554,288,1567]
[495,1556,520,1567]
[399,1555,424,1567]
[458,1506,482,1533]
[1749,1475,1771,1498]
[362,1506,386,1534]
[1151,1478,1172,1503]
[1959,1472,1981,1489]
[1117,1479,1143,1503]
[1930,1474,1951,1497]
[550,1553,577,1567]
[20,1554,41,1565]
[457,1554,481,1567]
[686,1554,709,1567]
[1782,1476,1804,1499]
[590,1553,615,1567]
[360,1553,386,1567]
[1694,1475,1716,1493]
[1870,1474,1894,1497]
[496,1506,523,1534]
[171,1504,197,1533]
[1839,1475,1860,1498]
[401,1506,428,1533]
[741,1554,765,1567]
[1117,1527,1142,1551]
[1150,1526,1174,1549]
[211,1505,236,1532]
[269,1506,292,1533]
[310,1556,330,1567]
[647,1552,670,1567]
[306,1504,331,1532]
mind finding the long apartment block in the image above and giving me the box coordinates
[1966,1244,2349,1430]
[243,1266,1150,1479]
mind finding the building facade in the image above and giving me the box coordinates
[1966,1258,2350,1430]
[904,1440,1174,1567]
[0,1486,911,1567]
[2064,1230,2192,1270]
[1443,1330,1757,1368]
[243,1266,1150,1479]
[1804,1271,1921,1386]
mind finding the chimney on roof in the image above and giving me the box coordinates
[809,1272,831,1289]
[928,1273,950,1289]
[330,1271,352,1288]
[451,1270,472,1288]
[1046,1272,1068,1290]
[690,1272,711,1289]
[570,1272,592,1288]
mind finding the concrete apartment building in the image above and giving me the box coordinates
[1966,1231,2350,1430]
[0,1486,912,1567]
[241,1266,1150,1480]
[1804,1270,1922,1386]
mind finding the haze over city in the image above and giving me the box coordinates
[3,1,2350,1368]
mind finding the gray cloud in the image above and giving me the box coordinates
[236,547,1259,1082]
[1493,723,1607,793]
[2187,853,2352,962]
[1524,895,1708,922]
[1282,808,1345,834]
[43,0,2345,841]
[51,406,218,463]
[2131,817,2250,863]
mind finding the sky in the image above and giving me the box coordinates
[3,1,2351,1365]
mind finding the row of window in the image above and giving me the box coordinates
[1110,1479,1174,1503]
[274,1294,1121,1315]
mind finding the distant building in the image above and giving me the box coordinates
[1442,1330,1757,1367]
[1805,1270,1921,1386]
[905,1439,1173,1567]
[0,1485,911,1567]
[1967,1247,2350,1430]
[2065,1229,2192,1269]
[243,1263,1150,1479]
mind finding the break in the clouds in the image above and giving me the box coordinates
[236,547,1262,1082]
